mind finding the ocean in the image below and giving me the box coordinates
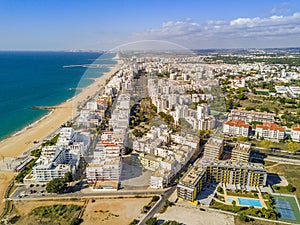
[0,51,116,141]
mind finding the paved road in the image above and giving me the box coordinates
[138,186,176,225]
[10,186,167,201]
[264,155,300,165]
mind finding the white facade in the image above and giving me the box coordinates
[291,125,300,142]
[223,120,250,137]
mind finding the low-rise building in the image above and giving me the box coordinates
[291,124,300,142]
[223,120,250,137]
[256,122,285,141]
[228,109,275,123]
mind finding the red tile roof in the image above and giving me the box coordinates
[256,122,285,132]
[292,124,300,131]
[224,120,250,128]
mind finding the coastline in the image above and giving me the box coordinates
[0,58,121,158]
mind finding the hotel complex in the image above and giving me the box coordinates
[177,137,266,202]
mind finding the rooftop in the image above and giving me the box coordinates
[224,120,250,128]
[256,122,285,132]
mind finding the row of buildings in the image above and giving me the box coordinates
[131,125,200,188]
[224,109,300,142]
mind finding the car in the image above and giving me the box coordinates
[199,208,206,211]
[29,184,34,188]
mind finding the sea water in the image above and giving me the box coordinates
[0,51,116,140]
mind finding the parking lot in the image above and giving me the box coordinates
[12,183,47,199]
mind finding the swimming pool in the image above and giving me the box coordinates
[227,197,262,207]
[238,198,262,207]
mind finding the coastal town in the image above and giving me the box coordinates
[1,49,300,225]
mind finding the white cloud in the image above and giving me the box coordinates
[132,13,300,48]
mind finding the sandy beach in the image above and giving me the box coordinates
[0,59,121,158]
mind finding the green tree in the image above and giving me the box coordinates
[151,196,159,202]
[237,136,249,142]
[162,221,181,225]
[64,172,73,183]
[145,217,158,225]
[31,149,42,158]
[70,218,83,225]
[238,213,249,222]
[129,219,139,225]
[287,184,296,192]
[46,178,67,193]
[260,140,273,149]
[217,186,223,193]
[288,142,300,153]
[232,200,236,207]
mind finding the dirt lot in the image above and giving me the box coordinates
[81,197,151,225]
[157,202,234,225]
[0,171,15,215]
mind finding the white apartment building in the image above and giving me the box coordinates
[256,122,285,141]
[228,109,275,123]
[31,149,74,182]
[223,120,250,137]
[56,127,76,147]
[291,125,300,142]
[86,158,122,184]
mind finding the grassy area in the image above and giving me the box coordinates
[226,190,259,199]
[210,200,276,219]
[264,161,278,167]
[249,139,300,153]
[30,204,82,225]
[266,164,300,202]
[42,133,60,146]
[239,96,300,115]
[234,217,281,225]
[15,158,38,183]
[272,184,296,194]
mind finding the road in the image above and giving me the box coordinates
[264,155,300,165]
[251,151,300,165]
[138,186,176,225]
[10,186,167,201]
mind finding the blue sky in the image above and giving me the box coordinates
[1,0,300,50]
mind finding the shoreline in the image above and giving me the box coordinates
[0,58,121,158]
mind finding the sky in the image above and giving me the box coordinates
[1,0,300,50]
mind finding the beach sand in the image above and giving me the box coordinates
[0,60,121,158]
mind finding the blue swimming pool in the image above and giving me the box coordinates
[238,198,262,207]
[227,197,262,207]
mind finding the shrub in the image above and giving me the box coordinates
[70,218,83,225]
[217,186,223,193]
[151,196,160,202]
[238,213,249,222]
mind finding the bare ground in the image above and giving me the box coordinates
[81,198,151,225]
